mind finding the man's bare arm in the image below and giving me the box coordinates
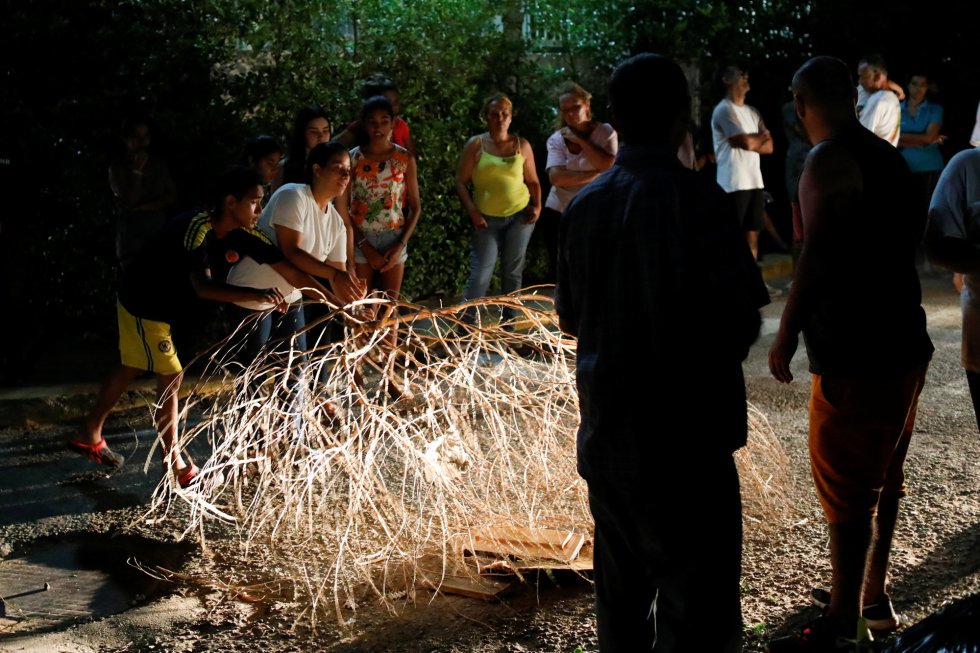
[769,142,859,382]
[728,131,773,154]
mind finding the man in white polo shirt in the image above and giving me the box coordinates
[711,65,773,265]
[857,54,902,147]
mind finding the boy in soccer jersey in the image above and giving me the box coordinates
[69,166,331,487]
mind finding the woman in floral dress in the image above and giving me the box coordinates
[337,95,421,357]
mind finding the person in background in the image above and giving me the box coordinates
[540,82,617,283]
[782,95,812,267]
[336,96,421,361]
[900,73,948,274]
[899,73,947,217]
[856,54,902,146]
[242,134,283,203]
[455,93,541,328]
[333,76,417,157]
[711,64,777,295]
[108,114,177,270]
[273,106,331,192]
[557,52,767,652]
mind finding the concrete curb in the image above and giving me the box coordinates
[0,377,232,429]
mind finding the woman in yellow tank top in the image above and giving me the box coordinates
[454,93,541,327]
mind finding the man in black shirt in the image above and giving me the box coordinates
[557,53,768,652]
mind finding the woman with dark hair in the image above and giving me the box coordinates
[233,141,364,359]
[108,114,177,269]
[455,93,541,327]
[272,106,331,192]
[899,73,947,219]
[226,144,357,363]
[541,82,617,280]
[336,95,420,356]
[263,141,364,298]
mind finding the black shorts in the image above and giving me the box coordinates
[731,189,765,232]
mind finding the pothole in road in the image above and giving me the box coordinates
[0,532,193,637]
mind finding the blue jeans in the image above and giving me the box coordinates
[227,303,308,367]
[462,210,535,323]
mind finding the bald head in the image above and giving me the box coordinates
[792,56,857,121]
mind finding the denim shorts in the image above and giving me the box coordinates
[354,229,408,265]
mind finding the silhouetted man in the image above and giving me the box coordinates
[557,53,768,652]
[768,56,933,652]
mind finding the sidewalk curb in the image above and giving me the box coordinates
[0,377,232,429]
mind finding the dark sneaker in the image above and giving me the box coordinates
[767,615,874,652]
[810,587,902,632]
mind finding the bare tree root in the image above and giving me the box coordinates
[136,291,793,630]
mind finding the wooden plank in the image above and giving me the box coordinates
[417,569,513,601]
[467,552,593,573]
[457,525,586,564]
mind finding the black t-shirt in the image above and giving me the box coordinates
[557,144,769,476]
[118,211,284,324]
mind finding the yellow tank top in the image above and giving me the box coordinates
[471,136,531,217]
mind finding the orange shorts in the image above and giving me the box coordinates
[808,363,928,524]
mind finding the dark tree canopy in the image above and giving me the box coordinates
[1,0,976,352]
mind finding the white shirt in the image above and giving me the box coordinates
[711,98,766,193]
[859,89,901,147]
[227,183,347,310]
[544,123,618,212]
[970,100,980,147]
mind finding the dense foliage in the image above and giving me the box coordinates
[2,0,976,348]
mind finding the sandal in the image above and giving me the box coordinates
[176,463,200,489]
[67,437,125,468]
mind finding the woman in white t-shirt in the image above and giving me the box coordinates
[227,141,364,362]
[542,83,618,281]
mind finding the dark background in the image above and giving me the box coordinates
[2,0,978,384]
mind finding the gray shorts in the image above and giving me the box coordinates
[354,229,408,265]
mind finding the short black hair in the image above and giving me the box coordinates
[717,65,743,89]
[362,76,398,99]
[858,53,887,73]
[242,134,282,165]
[609,53,689,145]
[792,56,856,113]
[305,141,349,185]
[210,165,264,213]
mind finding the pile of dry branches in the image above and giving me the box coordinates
[139,292,791,626]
